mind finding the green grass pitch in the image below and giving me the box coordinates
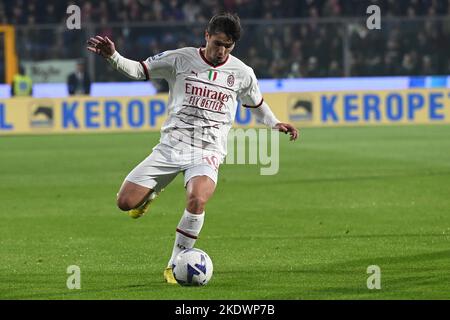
[1,125,449,299]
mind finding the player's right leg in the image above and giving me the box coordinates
[116,145,179,219]
[116,181,158,219]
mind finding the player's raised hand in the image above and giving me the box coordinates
[86,35,115,58]
[274,123,299,141]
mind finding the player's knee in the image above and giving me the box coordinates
[187,193,207,213]
[116,195,134,211]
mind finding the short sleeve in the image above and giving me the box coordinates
[141,50,177,80]
[239,68,264,108]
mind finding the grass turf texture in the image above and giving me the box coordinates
[1,125,449,300]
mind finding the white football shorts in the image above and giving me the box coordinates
[124,142,222,192]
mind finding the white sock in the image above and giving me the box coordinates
[167,209,205,267]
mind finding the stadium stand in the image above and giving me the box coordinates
[0,0,449,81]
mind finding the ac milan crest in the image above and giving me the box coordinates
[227,74,235,87]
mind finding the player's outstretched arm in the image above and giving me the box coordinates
[87,35,115,58]
[274,122,299,141]
[86,35,147,80]
[249,101,299,141]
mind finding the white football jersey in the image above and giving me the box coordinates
[141,47,263,158]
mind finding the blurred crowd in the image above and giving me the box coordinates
[0,0,449,80]
[1,0,448,24]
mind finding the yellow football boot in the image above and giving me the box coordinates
[128,190,162,219]
[164,267,178,284]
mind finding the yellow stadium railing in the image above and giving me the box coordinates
[0,25,18,84]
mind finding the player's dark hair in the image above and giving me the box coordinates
[206,13,241,43]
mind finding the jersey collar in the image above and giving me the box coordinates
[198,47,229,68]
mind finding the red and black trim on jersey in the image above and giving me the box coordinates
[139,61,150,80]
[243,98,264,108]
[198,48,229,68]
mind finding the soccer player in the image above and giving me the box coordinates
[87,13,298,284]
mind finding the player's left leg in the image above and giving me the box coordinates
[164,165,218,284]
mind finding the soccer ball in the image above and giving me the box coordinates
[172,248,213,286]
